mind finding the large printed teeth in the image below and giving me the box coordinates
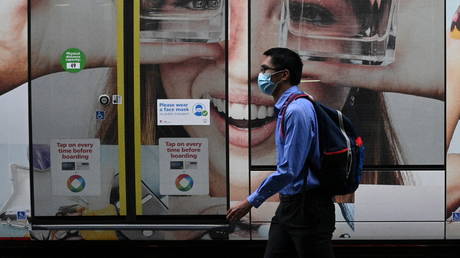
[209,96,274,120]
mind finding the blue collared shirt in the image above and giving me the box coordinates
[247,86,320,208]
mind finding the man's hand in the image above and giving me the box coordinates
[227,199,253,223]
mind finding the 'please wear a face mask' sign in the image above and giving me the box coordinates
[157,99,210,126]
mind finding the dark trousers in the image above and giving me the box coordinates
[264,188,336,258]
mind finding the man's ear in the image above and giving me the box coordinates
[282,69,290,81]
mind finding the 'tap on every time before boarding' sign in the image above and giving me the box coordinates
[50,139,101,196]
[157,99,210,126]
[159,138,209,195]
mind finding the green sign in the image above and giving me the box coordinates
[60,48,86,73]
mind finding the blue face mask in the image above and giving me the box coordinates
[257,70,284,95]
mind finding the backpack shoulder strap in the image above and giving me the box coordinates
[279,93,314,138]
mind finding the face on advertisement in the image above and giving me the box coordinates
[16,0,436,214]
[157,0,372,199]
[0,0,443,240]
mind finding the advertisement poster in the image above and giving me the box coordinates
[0,0,450,241]
[159,138,209,195]
[157,99,211,126]
[50,139,101,196]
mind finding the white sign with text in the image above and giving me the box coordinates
[50,139,101,196]
[159,138,209,195]
[157,99,210,125]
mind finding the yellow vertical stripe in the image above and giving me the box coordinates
[116,0,127,216]
[133,0,143,215]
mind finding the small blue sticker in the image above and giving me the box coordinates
[17,211,27,220]
[96,111,105,120]
[453,212,460,222]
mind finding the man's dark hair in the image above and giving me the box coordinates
[263,47,303,85]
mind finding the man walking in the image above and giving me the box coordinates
[227,48,335,258]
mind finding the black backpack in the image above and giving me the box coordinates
[280,93,365,195]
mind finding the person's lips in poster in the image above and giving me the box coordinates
[208,88,276,148]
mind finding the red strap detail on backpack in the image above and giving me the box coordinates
[280,93,313,138]
[355,137,364,147]
[324,148,350,155]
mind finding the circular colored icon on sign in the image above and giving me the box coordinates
[175,174,194,192]
[67,175,86,193]
[192,103,207,117]
[60,48,86,73]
